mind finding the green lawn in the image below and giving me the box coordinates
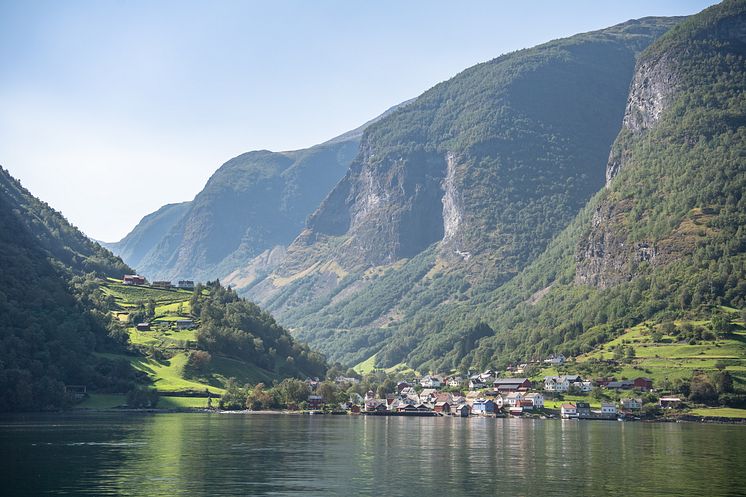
[75,393,215,410]
[689,407,746,419]
[158,396,214,409]
[354,354,378,374]
[76,394,127,409]
[543,395,602,409]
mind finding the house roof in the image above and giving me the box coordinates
[493,377,528,384]
[561,404,576,409]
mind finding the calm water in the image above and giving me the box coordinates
[2,413,746,496]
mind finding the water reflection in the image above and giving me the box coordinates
[1,413,746,496]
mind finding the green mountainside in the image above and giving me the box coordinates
[371,0,746,375]
[0,167,135,410]
[244,16,682,365]
[0,167,325,411]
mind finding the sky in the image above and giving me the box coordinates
[0,0,716,242]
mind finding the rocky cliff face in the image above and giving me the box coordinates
[304,144,447,268]
[605,53,680,185]
[577,1,746,288]
[244,17,680,356]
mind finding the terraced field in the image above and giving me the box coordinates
[83,280,280,408]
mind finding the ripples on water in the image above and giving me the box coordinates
[1,413,746,496]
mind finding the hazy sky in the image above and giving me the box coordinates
[0,0,715,242]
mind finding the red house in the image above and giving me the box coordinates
[434,402,451,414]
[634,377,653,391]
[123,274,146,285]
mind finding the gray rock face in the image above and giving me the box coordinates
[575,200,658,288]
[306,143,447,267]
[605,54,679,186]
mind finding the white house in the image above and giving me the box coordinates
[420,389,438,403]
[544,375,584,393]
[447,376,464,387]
[601,402,618,415]
[525,392,544,409]
[544,354,566,365]
[621,398,642,410]
[544,376,570,392]
[561,404,577,418]
[420,375,442,388]
[505,392,524,407]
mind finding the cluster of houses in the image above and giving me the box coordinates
[121,275,195,291]
[328,369,659,419]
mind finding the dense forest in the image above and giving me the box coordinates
[192,281,327,379]
[0,167,138,411]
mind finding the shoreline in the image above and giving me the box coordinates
[20,407,745,425]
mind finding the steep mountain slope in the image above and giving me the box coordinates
[0,166,328,411]
[102,202,190,269]
[0,166,135,411]
[245,17,681,364]
[114,104,405,283]
[375,0,746,373]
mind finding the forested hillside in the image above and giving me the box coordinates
[0,167,326,411]
[372,0,746,373]
[245,16,682,365]
[0,167,136,410]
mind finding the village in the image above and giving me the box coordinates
[324,363,673,420]
[115,274,687,420]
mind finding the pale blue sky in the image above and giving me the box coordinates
[0,0,715,241]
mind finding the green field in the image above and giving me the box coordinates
[76,393,215,410]
[570,320,746,386]
[353,354,378,374]
[689,407,746,419]
[93,280,280,408]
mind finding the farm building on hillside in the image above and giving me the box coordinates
[122,275,146,285]
[178,280,195,290]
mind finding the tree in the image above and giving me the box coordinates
[274,378,310,406]
[245,383,274,410]
[713,370,734,394]
[126,387,159,408]
[711,313,731,339]
[689,374,718,404]
[186,350,212,372]
[219,378,246,410]
[316,381,338,405]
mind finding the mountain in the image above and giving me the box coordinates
[0,166,135,411]
[111,103,407,283]
[243,16,682,365]
[371,0,746,373]
[102,202,190,270]
[0,166,327,412]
